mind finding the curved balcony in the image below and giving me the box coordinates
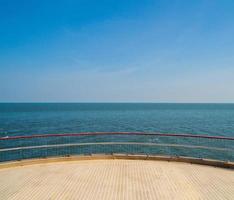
[1,132,234,200]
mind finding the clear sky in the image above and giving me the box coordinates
[0,0,234,103]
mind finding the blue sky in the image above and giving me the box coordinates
[0,0,234,102]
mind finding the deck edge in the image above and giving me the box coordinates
[0,154,233,169]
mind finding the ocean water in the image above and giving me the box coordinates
[0,103,234,137]
[0,103,234,162]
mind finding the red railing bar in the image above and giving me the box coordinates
[0,132,234,140]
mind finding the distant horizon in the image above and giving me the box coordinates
[1,102,234,104]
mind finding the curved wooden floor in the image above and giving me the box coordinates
[0,159,233,200]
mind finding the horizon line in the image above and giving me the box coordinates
[0,102,234,104]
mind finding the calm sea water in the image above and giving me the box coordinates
[0,103,234,137]
[1,103,234,162]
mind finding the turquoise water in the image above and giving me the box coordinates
[0,103,234,162]
[0,103,234,136]
[0,103,234,137]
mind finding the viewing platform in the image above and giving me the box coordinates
[0,132,234,199]
[0,155,234,200]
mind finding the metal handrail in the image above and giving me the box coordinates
[1,132,233,163]
[0,142,233,152]
[1,132,234,140]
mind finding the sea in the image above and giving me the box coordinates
[0,103,233,162]
[0,103,234,137]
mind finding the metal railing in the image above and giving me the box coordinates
[0,132,234,162]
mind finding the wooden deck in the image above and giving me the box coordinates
[0,159,233,200]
